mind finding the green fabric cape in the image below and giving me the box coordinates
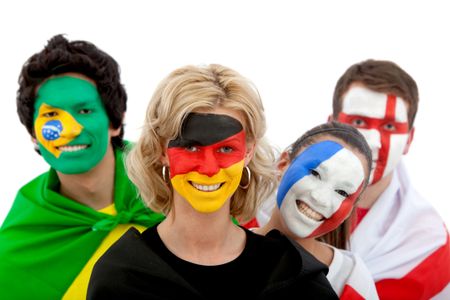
[0,143,164,299]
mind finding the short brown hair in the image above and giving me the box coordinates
[332,59,419,128]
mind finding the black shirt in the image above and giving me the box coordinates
[143,225,298,298]
[88,225,338,299]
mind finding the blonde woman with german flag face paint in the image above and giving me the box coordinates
[166,111,249,213]
[87,64,339,299]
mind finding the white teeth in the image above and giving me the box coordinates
[296,200,324,221]
[191,182,221,192]
[58,145,88,152]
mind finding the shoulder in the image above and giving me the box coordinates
[257,229,338,299]
[92,227,148,267]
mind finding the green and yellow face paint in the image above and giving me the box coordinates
[167,113,247,213]
[33,75,110,174]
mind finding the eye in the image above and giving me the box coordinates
[43,111,58,117]
[351,118,366,128]
[335,189,349,197]
[310,169,321,179]
[218,146,233,153]
[383,123,396,131]
[185,145,199,152]
[79,109,92,114]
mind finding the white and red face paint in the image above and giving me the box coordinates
[277,141,365,238]
[338,86,410,185]
[167,113,247,213]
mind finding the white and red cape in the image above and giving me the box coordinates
[350,161,450,299]
[328,247,379,299]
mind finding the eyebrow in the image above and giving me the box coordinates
[339,181,355,191]
[316,163,329,173]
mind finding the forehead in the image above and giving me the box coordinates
[342,85,408,121]
[299,135,369,179]
[193,106,246,129]
[318,146,365,184]
[291,140,365,189]
[168,112,244,148]
[35,75,100,108]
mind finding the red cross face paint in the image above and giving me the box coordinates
[338,86,410,185]
[167,113,247,213]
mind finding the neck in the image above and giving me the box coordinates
[256,209,334,266]
[255,207,284,235]
[57,144,116,210]
[157,194,246,265]
[296,237,334,266]
[357,172,393,209]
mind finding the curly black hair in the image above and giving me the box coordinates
[17,34,127,149]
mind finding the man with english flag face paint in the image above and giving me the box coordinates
[331,59,450,300]
[337,86,410,185]
[256,122,379,299]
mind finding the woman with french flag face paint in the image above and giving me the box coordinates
[277,140,365,239]
[255,122,378,299]
[337,85,412,185]
[167,112,247,213]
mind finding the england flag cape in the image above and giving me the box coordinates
[327,247,379,300]
[350,161,450,300]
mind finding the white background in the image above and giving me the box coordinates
[1,0,449,225]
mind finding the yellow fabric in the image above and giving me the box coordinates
[62,204,146,300]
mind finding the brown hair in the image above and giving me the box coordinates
[332,59,419,128]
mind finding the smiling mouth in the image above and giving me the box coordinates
[190,182,224,192]
[56,145,89,152]
[296,200,324,221]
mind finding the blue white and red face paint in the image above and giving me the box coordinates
[277,140,365,238]
[167,113,247,213]
[338,86,410,185]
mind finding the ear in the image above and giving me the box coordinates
[110,112,126,138]
[403,127,415,155]
[244,141,256,166]
[110,125,122,137]
[160,145,170,166]
[277,151,291,174]
[327,114,334,122]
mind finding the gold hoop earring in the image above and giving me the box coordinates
[162,165,170,183]
[239,166,251,189]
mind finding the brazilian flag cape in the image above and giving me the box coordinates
[0,143,164,299]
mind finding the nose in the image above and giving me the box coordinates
[310,187,331,208]
[59,116,83,139]
[196,148,220,177]
[359,129,381,152]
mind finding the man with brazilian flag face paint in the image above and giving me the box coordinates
[167,112,247,213]
[332,59,450,300]
[0,35,163,300]
[34,75,112,174]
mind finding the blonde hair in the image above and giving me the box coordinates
[126,64,277,221]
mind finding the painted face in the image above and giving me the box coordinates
[277,141,364,238]
[337,86,409,184]
[33,76,110,174]
[167,113,247,213]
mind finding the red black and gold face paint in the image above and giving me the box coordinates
[167,113,247,213]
